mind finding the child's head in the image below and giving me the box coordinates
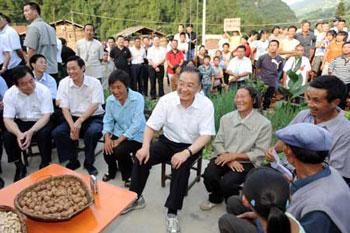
[326,30,336,41]
[102,50,109,62]
[336,31,348,42]
[242,167,291,233]
[213,56,220,66]
[203,55,211,65]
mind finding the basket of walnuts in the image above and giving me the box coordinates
[14,175,93,222]
[0,205,27,233]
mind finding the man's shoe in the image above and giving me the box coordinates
[102,173,116,182]
[166,214,180,233]
[0,177,4,189]
[84,164,98,176]
[121,196,146,215]
[200,200,217,211]
[14,164,27,182]
[124,178,131,188]
[66,160,81,170]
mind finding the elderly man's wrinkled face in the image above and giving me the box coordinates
[235,88,254,114]
[177,72,200,103]
[305,87,339,119]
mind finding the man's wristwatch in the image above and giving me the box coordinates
[186,148,193,157]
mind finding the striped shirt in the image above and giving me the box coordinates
[329,56,350,84]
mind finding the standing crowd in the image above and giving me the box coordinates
[0,2,350,233]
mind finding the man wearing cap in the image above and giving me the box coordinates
[219,123,350,233]
[275,123,350,233]
[266,75,350,186]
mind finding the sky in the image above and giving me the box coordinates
[282,0,301,5]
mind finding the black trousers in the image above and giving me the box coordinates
[203,158,254,203]
[149,65,165,98]
[52,115,103,164]
[218,196,257,233]
[130,64,145,93]
[129,135,200,211]
[103,136,142,181]
[142,64,150,96]
[263,86,275,110]
[3,119,53,165]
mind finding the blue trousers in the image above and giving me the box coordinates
[52,115,103,164]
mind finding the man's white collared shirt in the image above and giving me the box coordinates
[147,91,215,144]
[57,75,105,117]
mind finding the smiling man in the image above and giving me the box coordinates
[122,66,215,233]
[3,66,53,181]
[52,56,104,176]
[266,75,350,186]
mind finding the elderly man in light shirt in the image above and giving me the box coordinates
[52,56,104,176]
[3,66,53,181]
[76,24,104,80]
[122,66,215,233]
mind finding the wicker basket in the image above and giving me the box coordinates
[14,175,93,222]
[0,205,27,233]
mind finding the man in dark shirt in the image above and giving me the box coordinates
[186,24,197,60]
[110,35,131,74]
[59,38,75,77]
[256,40,283,110]
[295,20,316,61]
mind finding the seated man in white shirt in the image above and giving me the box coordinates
[122,66,216,233]
[52,56,104,176]
[226,45,252,88]
[3,66,53,181]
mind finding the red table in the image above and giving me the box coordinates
[0,164,137,233]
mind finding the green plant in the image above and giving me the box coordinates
[245,77,268,95]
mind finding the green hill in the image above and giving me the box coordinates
[1,0,296,39]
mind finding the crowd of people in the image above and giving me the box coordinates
[0,2,350,233]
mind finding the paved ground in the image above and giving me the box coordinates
[1,143,226,233]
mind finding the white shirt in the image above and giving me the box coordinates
[283,56,311,86]
[56,37,62,63]
[34,72,57,99]
[227,56,252,81]
[130,46,146,64]
[178,41,188,60]
[280,38,300,59]
[251,40,269,61]
[174,33,189,43]
[3,82,53,121]
[76,39,104,78]
[0,35,10,65]
[147,46,166,65]
[0,24,22,69]
[314,32,326,57]
[147,91,215,144]
[57,75,105,117]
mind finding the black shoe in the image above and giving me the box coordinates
[124,178,131,188]
[0,177,4,189]
[84,164,98,176]
[14,163,27,182]
[66,160,81,170]
[102,173,115,182]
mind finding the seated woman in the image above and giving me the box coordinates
[201,86,272,210]
[218,167,305,233]
[102,69,145,187]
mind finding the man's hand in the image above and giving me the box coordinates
[16,132,26,150]
[237,211,257,220]
[265,147,276,162]
[103,135,114,155]
[171,150,190,169]
[70,120,82,140]
[227,160,244,172]
[22,130,34,150]
[215,153,235,166]
[136,146,150,165]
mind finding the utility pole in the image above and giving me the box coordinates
[202,0,206,46]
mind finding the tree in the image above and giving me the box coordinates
[336,0,346,16]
